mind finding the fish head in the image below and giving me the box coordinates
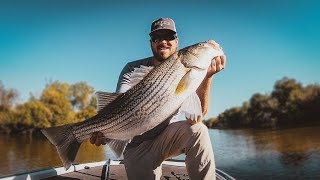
[179,42,223,71]
[174,42,224,95]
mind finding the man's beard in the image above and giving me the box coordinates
[152,49,167,62]
[151,45,177,62]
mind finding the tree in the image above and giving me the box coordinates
[40,81,75,125]
[15,100,52,128]
[271,77,304,108]
[39,81,97,125]
[298,84,320,123]
[247,93,278,128]
[219,107,246,128]
[209,77,320,129]
[271,77,305,125]
[69,81,95,111]
[0,81,19,111]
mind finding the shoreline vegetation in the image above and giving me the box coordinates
[204,77,320,129]
[1,77,319,135]
[0,81,97,135]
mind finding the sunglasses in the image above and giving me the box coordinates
[150,34,177,43]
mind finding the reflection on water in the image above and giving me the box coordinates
[0,126,320,179]
[0,135,106,177]
[212,126,320,179]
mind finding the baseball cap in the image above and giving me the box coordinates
[149,18,177,35]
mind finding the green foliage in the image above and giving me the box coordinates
[206,77,320,129]
[15,100,52,128]
[0,80,97,134]
[217,106,249,128]
[247,93,278,128]
[204,117,218,127]
[0,110,16,125]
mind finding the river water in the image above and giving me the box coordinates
[1,126,319,179]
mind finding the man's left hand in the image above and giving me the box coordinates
[186,115,202,125]
[206,40,226,78]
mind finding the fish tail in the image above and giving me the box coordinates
[41,124,80,170]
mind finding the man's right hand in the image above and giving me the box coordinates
[90,132,107,146]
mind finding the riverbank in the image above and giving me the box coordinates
[0,124,42,135]
[205,120,320,130]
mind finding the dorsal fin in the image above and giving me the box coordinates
[95,91,122,112]
[124,65,154,88]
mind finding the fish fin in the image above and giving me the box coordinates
[175,68,192,94]
[175,78,188,94]
[180,92,203,120]
[105,138,130,158]
[41,125,80,170]
[168,108,182,124]
[95,91,122,112]
[127,65,154,87]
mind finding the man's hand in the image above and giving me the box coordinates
[206,40,226,78]
[90,132,107,146]
[186,115,202,125]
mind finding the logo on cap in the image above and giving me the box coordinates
[154,20,171,27]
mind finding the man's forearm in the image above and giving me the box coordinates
[196,76,213,117]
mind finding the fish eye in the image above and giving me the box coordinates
[198,43,204,46]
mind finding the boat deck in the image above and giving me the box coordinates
[1,160,235,180]
[45,162,189,180]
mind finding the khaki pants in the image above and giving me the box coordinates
[123,121,215,180]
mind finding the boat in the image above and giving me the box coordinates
[0,159,235,180]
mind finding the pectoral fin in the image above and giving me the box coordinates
[175,68,193,95]
[104,138,130,158]
[180,92,203,120]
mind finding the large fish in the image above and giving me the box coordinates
[41,42,224,170]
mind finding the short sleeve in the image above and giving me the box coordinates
[116,63,132,93]
[115,57,154,93]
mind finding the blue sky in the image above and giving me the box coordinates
[0,0,319,118]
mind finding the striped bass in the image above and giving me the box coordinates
[41,42,224,170]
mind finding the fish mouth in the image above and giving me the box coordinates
[188,65,205,71]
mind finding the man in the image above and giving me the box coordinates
[90,17,226,180]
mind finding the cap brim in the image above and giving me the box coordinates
[149,29,176,36]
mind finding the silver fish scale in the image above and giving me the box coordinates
[72,54,186,141]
